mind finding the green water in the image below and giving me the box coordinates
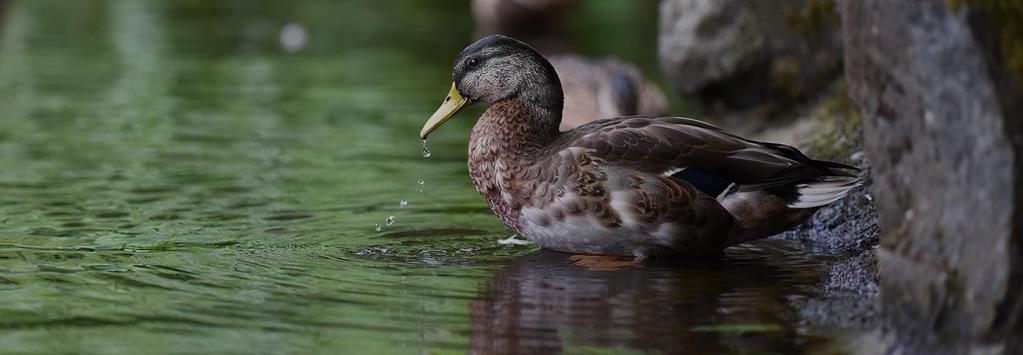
[0,1,840,354]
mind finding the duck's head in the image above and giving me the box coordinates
[420,35,563,139]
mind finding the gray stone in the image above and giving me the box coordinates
[657,0,765,94]
[841,0,1023,352]
[658,0,844,110]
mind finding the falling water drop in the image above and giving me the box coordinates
[374,224,382,232]
[386,216,396,225]
[399,200,408,208]
[421,139,432,158]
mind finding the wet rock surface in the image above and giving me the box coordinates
[842,0,1023,352]
[780,182,881,333]
[765,84,882,335]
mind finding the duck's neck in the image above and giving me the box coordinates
[516,77,564,135]
[468,97,559,231]
[473,54,565,147]
[470,98,561,159]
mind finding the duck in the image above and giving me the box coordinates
[470,0,668,130]
[548,55,668,131]
[471,0,576,53]
[419,35,860,257]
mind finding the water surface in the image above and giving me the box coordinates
[0,1,842,353]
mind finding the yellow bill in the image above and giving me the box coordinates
[420,83,471,139]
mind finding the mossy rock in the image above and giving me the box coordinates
[798,81,863,164]
[948,0,1023,82]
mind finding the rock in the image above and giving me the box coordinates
[766,83,882,333]
[657,0,765,101]
[657,0,843,110]
[841,0,1023,352]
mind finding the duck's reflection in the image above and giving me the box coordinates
[470,241,827,354]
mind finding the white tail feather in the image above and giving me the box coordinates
[787,176,862,209]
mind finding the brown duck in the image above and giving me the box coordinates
[471,1,667,130]
[420,35,860,257]
[548,54,668,131]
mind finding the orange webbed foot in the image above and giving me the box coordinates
[569,254,645,271]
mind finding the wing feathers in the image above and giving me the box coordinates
[558,117,860,198]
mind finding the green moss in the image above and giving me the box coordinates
[948,0,1023,82]
[800,81,864,163]
[1001,27,1023,82]
[785,0,840,42]
[770,58,805,100]
[775,0,843,103]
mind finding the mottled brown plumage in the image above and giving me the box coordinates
[422,35,860,257]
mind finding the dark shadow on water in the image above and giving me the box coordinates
[470,241,831,354]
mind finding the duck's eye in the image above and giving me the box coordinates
[466,58,479,68]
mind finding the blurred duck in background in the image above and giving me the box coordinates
[549,56,668,131]
[471,0,668,131]
[471,0,576,51]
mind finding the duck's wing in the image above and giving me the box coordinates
[553,116,858,204]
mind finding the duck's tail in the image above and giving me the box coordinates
[721,159,862,246]
[785,174,862,209]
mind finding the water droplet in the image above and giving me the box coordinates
[417,178,425,185]
[399,200,408,208]
[386,216,396,225]
[374,224,382,232]
[421,139,432,158]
